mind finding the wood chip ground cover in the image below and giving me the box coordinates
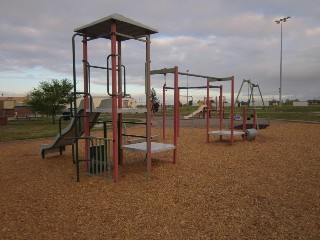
[0,122,319,239]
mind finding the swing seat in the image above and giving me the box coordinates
[247,114,254,120]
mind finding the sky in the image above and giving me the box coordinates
[1,0,319,104]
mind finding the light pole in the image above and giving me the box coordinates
[275,16,291,106]
[186,69,190,106]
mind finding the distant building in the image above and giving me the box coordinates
[1,95,138,117]
[122,94,137,108]
[293,101,308,107]
[268,100,279,106]
[0,97,35,118]
[238,101,269,107]
[75,95,137,109]
[307,99,320,105]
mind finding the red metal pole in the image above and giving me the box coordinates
[253,109,257,130]
[162,84,166,140]
[223,97,225,119]
[230,76,235,145]
[219,85,223,141]
[173,66,178,164]
[242,106,246,141]
[83,36,89,171]
[206,79,210,143]
[111,22,119,181]
[118,41,124,166]
[215,96,218,110]
[146,35,152,176]
[178,88,180,137]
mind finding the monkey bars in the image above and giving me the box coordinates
[152,68,244,145]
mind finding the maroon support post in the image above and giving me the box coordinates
[178,88,180,137]
[83,36,90,171]
[118,41,124,166]
[242,107,246,141]
[111,22,119,182]
[146,35,152,175]
[230,76,235,145]
[219,85,223,141]
[162,84,166,140]
[206,79,210,143]
[173,66,179,164]
[253,109,257,130]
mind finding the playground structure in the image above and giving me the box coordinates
[73,14,180,182]
[182,97,218,120]
[192,96,225,119]
[183,104,206,119]
[235,79,270,129]
[205,76,249,144]
[151,68,246,145]
[162,82,220,121]
[39,101,100,159]
[40,14,263,182]
[39,14,179,182]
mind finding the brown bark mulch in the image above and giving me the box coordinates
[0,122,319,239]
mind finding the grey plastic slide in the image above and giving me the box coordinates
[39,109,100,158]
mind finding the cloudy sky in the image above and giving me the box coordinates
[1,0,319,104]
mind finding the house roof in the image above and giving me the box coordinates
[0,97,26,103]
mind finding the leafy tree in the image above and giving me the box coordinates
[284,99,293,105]
[284,98,301,105]
[150,88,160,113]
[26,79,73,123]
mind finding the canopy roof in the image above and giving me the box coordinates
[74,13,158,41]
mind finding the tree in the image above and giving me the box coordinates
[150,88,160,113]
[284,99,293,105]
[284,99,300,105]
[26,79,73,123]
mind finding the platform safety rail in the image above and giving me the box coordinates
[72,136,113,182]
[87,136,112,180]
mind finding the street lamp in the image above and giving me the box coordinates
[186,69,190,106]
[275,16,291,106]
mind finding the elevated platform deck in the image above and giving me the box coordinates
[208,130,245,136]
[122,142,175,153]
[90,108,147,114]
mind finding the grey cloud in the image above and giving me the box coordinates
[0,0,319,100]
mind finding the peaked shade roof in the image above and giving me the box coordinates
[74,13,158,41]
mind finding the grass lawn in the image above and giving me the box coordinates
[241,105,320,121]
[0,105,319,142]
[170,105,320,122]
[0,118,72,142]
[0,116,144,142]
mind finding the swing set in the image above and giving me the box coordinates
[235,79,270,129]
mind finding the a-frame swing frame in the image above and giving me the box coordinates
[235,79,270,127]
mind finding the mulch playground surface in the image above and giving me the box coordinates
[1,121,320,239]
